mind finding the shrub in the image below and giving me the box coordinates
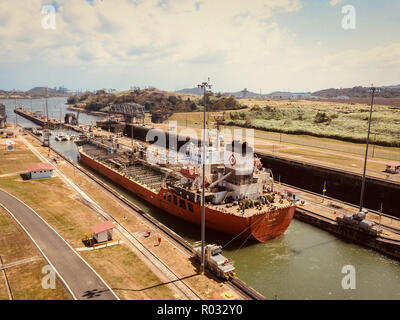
[314,112,331,124]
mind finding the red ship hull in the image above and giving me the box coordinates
[79,151,295,242]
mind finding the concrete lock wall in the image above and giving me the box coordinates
[257,153,400,217]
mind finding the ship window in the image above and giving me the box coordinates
[173,196,177,205]
[163,191,166,200]
[167,194,171,202]
[188,202,194,213]
[179,199,186,209]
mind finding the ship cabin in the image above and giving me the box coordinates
[284,188,301,202]
[164,184,202,213]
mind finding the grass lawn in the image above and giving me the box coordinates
[0,139,39,175]
[166,98,400,154]
[81,245,177,300]
[224,100,400,147]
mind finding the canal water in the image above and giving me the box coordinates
[4,98,400,300]
[1,97,101,128]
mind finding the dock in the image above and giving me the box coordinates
[14,108,88,133]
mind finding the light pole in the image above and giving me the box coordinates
[197,78,212,274]
[359,86,379,212]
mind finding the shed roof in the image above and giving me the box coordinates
[386,162,400,167]
[26,163,55,172]
[91,221,116,234]
[284,187,300,194]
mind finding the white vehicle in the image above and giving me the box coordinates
[55,134,70,142]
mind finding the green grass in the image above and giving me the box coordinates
[225,104,400,147]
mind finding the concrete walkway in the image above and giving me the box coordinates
[0,256,41,270]
[0,189,118,300]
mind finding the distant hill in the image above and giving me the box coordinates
[26,87,57,95]
[175,87,203,95]
[382,84,400,89]
[176,87,260,98]
[224,90,260,98]
[312,86,400,98]
[0,86,69,99]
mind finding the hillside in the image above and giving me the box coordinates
[313,86,400,98]
[67,88,245,115]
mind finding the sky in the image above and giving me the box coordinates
[0,0,399,93]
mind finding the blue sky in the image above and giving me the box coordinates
[0,0,399,93]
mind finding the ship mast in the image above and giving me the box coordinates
[197,78,212,274]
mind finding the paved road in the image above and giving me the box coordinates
[0,189,118,300]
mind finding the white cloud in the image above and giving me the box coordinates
[329,0,343,6]
[0,0,399,92]
[0,0,302,67]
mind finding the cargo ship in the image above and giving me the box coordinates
[76,136,296,242]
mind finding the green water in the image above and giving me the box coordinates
[89,172,400,300]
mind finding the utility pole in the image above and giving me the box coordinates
[45,87,49,124]
[372,133,377,158]
[197,78,212,274]
[359,86,379,212]
[45,87,51,156]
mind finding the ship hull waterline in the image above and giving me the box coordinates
[79,151,296,243]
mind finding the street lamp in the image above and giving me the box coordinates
[197,78,212,274]
[359,86,380,212]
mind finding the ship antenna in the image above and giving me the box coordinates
[197,78,212,274]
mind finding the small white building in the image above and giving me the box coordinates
[91,221,116,243]
[26,163,55,180]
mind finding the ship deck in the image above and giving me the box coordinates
[80,143,166,192]
[80,142,295,218]
[209,198,294,218]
